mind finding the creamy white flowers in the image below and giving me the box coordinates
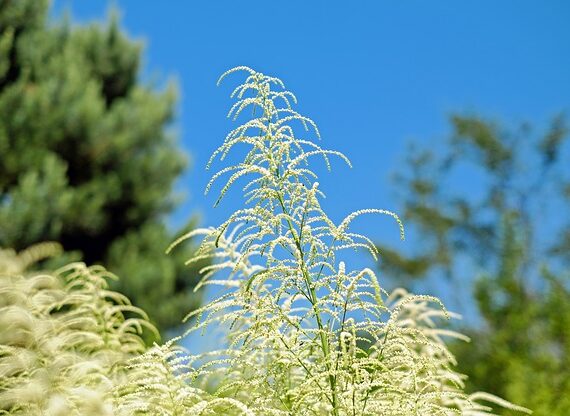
[168,67,531,415]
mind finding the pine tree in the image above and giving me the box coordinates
[378,114,570,414]
[0,0,205,335]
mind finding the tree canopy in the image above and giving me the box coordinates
[379,113,570,414]
[0,0,205,335]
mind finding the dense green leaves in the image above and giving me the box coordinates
[0,0,205,333]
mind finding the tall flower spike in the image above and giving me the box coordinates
[172,67,530,416]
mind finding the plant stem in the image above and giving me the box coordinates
[277,192,340,416]
[262,84,339,413]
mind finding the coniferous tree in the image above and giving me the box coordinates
[0,0,205,335]
[378,114,570,414]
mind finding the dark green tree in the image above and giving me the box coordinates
[0,0,205,336]
[378,114,570,414]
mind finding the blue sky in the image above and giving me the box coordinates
[51,1,570,347]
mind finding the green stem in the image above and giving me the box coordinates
[261,86,339,413]
[277,192,340,416]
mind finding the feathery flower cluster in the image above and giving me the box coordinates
[0,244,153,415]
[169,67,530,415]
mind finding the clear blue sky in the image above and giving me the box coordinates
[51,1,570,347]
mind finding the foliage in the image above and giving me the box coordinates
[0,0,205,334]
[378,114,570,414]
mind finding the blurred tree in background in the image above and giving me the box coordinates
[378,114,570,414]
[0,0,206,336]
